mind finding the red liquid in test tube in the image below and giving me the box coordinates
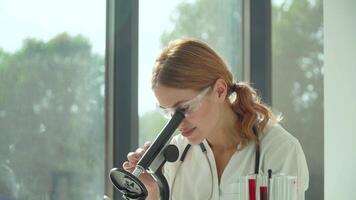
[260,186,268,200]
[248,179,256,200]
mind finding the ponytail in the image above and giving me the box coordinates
[230,82,278,147]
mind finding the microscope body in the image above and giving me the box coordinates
[110,110,185,200]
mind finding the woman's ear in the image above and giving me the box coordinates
[213,79,228,101]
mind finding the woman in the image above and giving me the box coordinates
[123,38,309,200]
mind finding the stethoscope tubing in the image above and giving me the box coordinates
[171,141,260,200]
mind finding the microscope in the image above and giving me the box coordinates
[109,109,185,200]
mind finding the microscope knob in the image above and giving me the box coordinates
[163,144,179,162]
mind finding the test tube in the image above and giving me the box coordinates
[237,176,249,200]
[259,176,268,200]
[270,174,298,200]
[286,176,298,200]
[248,174,256,200]
[270,174,284,200]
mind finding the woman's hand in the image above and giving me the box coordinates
[122,142,159,200]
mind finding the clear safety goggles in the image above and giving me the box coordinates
[157,86,212,119]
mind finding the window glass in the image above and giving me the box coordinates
[271,0,324,199]
[138,0,243,144]
[0,1,106,199]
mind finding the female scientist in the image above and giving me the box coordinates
[123,38,309,200]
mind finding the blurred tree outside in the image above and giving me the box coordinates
[139,111,168,146]
[0,33,105,199]
[160,0,242,80]
[272,0,324,199]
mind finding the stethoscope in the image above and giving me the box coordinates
[170,138,260,200]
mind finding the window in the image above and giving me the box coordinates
[0,1,106,199]
[271,0,324,199]
[138,0,243,144]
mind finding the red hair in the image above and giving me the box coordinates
[152,38,278,147]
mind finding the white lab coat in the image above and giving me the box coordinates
[163,122,309,200]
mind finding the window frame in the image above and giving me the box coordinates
[106,0,139,199]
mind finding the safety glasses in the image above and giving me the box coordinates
[157,86,212,119]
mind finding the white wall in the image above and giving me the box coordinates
[324,0,356,199]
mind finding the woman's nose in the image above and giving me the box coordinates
[178,118,190,130]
